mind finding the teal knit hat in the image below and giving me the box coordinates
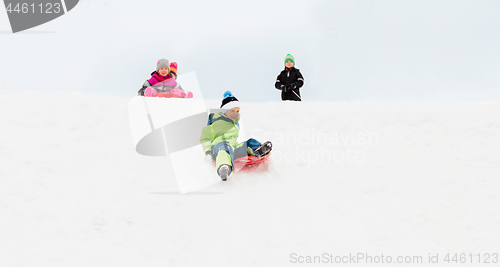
[284,54,295,66]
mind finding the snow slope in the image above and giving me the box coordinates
[1,92,499,266]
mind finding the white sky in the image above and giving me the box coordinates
[1,0,499,102]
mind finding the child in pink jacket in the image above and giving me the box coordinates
[137,59,193,98]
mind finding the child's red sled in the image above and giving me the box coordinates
[154,92,182,98]
[153,91,194,98]
[233,154,270,167]
[212,153,271,172]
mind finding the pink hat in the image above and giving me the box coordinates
[170,62,178,77]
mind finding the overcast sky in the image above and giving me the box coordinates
[1,0,499,102]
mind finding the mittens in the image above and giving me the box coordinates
[144,87,157,97]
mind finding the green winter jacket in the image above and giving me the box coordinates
[200,113,241,153]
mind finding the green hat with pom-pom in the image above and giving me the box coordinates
[284,54,295,66]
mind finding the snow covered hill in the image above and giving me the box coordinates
[1,92,499,266]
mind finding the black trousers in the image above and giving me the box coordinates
[281,89,301,101]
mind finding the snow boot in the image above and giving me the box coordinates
[218,164,232,181]
[253,141,272,157]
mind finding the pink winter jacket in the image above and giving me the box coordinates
[146,72,182,93]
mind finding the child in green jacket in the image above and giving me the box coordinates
[199,91,272,181]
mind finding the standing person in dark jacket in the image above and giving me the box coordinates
[275,54,304,101]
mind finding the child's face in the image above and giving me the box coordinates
[224,107,240,122]
[285,60,294,68]
[158,67,170,76]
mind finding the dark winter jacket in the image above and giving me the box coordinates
[275,67,304,101]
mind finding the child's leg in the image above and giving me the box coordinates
[213,141,234,170]
[232,138,262,159]
[245,138,262,152]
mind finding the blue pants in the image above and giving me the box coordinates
[212,138,261,167]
